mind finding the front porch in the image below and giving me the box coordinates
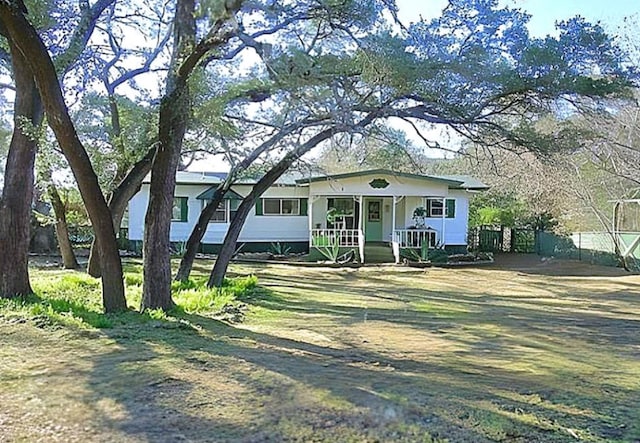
[308,195,448,263]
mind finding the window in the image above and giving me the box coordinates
[331,198,354,215]
[426,198,455,218]
[172,197,188,222]
[256,198,307,216]
[281,199,299,215]
[263,198,282,215]
[203,199,242,223]
[429,200,444,217]
[204,200,227,223]
[261,198,300,215]
[367,200,381,222]
[327,198,357,229]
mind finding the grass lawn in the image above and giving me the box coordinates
[1,255,639,442]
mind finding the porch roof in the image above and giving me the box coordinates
[296,169,486,189]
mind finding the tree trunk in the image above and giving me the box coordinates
[87,144,156,277]
[208,129,337,287]
[174,190,225,282]
[48,184,79,269]
[0,5,126,312]
[207,109,383,287]
[0,39,41,298]
[141,145,182,311]
[141,0,195,311]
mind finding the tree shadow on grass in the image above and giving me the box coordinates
[21,258,634,442]
[237,273,640,385]
[85,313,546,442]
[83,324,254,441]
[83,280,640,443]
[231,272,640,440]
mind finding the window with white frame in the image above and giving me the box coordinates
[205,200,227,223]
[203,199,241,223]
[429,199,444,217]
[426,198,456,218]
[263,198,300,215]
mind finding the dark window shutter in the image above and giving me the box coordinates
[425,199,432,216]
[180,198,188,222]
[299,198,308,216]
[255,198,263,216]
[446,199,455,218]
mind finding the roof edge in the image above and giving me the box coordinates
[296,169,465,187]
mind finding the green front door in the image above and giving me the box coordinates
[365,199,383,241]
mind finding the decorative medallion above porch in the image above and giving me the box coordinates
[369,178,390,189]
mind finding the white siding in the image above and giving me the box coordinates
[402,196,424,228]
[127,186,149,241]
[380,197,393,241]
[128,183,310,243]
[310,196,330,229]
[233,185,309,243]
[170,184,212,242]
[394,197,406,231]
[443,190,469,245]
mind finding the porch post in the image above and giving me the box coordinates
[358,195,364,263]
[358,195,363,232]
[308,197,314,246]
[392,196,396,235]
[392,195,399,263]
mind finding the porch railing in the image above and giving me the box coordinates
[392,229,438,263]
[310,229,361,247]
[393,229,437,248]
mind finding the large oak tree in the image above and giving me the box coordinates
[0,0,120,303]
[0,1,126,311]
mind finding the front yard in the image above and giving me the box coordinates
[1,255,639,442]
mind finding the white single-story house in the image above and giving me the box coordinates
[127,169,488,263]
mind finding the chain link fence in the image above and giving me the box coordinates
[536,231,640,272]
[469,227,639,272]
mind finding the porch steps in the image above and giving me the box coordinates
[363,242,396,264]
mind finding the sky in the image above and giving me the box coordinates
[396,0,640,36]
